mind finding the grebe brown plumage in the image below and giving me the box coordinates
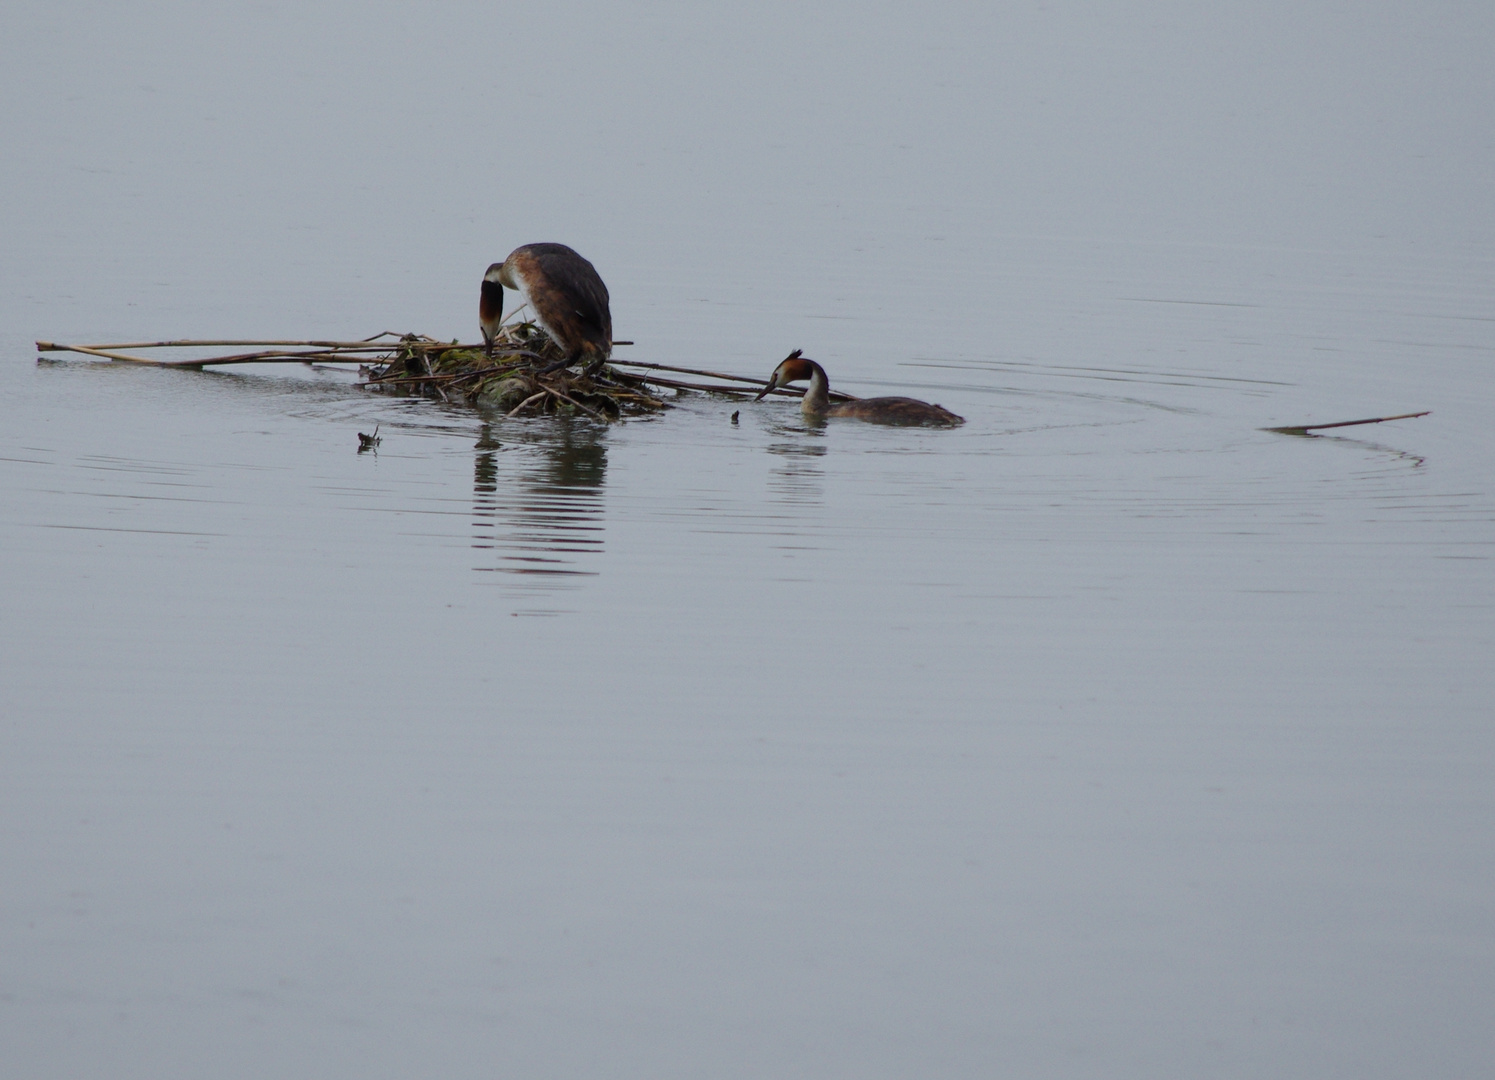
[481,243,612,375]
[755,351,964,427]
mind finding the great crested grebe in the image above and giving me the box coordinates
[755,350,964,427]
[481,243,612,374]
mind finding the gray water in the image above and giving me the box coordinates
[4,3,1494,1077]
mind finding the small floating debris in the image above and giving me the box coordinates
[1263,411,1430,437]
[357,425,381,452]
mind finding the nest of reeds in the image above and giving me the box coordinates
[34,328,801,420]
[361,323,669,421]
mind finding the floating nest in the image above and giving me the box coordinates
[361,323,669,421]
[32,329,837,422]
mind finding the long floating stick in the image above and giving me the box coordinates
[37,341,392,367]
[34,342,165,364]
[611,363,856,401]
[626,373,760,395]
[36,335,470,366]
[37,337,582,369]
[45,338,410,351]
[607,359,769,385]
[1264,411,1429,436]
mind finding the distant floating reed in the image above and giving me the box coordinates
[1263,411,1430,437]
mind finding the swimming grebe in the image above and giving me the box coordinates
[755,350,964,427]
[481,243,612,374]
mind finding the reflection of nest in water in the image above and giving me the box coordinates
[361,324,669,421]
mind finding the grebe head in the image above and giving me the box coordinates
[479,262,508,357]
[755,349,817,400]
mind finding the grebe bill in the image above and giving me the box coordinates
[755,350,964,427]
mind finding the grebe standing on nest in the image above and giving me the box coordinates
[756,350,964,427]
[481,243,612,375]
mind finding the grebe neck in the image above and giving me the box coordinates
[800,360,831,416]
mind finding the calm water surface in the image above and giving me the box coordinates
[3,3,1493,1078]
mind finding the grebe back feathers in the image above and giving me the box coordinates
[480,243,612,374]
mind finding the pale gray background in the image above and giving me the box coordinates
[3,2,1493,1077]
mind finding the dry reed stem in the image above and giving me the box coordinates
[63,339,402,351]
[507,391,548,417]
[1265,411,1430,435]
[630,373,759,395]
[35,343,167,364]
[610,360,856,400]
[608,360,764,384]
[596,380,667,408]
[540,385,610,423]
